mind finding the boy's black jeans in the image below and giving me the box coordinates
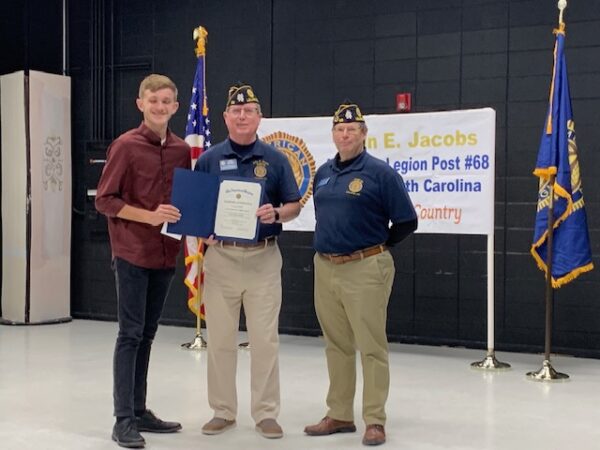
[112,257,175,418]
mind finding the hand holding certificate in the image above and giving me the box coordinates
[167,168,264,242]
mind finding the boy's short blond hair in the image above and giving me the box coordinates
[138,74,178,100]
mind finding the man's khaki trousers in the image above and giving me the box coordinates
[202,243,282,423]
[314,250,395,425]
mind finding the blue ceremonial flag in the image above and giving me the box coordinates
[530,22,593,288]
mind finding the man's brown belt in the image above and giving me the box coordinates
[220,236,277,249]
[319,244,387,265]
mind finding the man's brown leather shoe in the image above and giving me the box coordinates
[362,424,386,446]
[304,416,357,436]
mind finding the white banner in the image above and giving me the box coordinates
[259,108,495,235]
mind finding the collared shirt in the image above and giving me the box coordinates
[194,137,301,240]
[313,150,416,254]
[95,122,191,269]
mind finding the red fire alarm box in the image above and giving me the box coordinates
[396,93,411,113]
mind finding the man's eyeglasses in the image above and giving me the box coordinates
[227,106,259,117]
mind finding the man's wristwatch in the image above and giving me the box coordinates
[274,209,280,222]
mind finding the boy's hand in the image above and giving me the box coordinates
[149,204,181,226]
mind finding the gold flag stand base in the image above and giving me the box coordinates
[526,360,569,382]
[181,333,207,350]
[471,352,511,371]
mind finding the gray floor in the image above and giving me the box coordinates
[0,320,599,450]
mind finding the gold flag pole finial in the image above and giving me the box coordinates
[193,26,208,57]
[558,0,567,25]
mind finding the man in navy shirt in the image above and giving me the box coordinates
[195,83,301,439]
[304,102,417,446]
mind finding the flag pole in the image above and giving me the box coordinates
[181,26,209,351]
[526,0,569,382]
[181,277,207,350]
[526,173,568,381]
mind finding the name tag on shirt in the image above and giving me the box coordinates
[219,159,238,171]
[316,177,330,188]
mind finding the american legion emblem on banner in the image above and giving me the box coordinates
[262,131,316,205]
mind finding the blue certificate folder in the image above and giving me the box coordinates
[167,168,263,242]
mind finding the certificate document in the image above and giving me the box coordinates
[214,179,262,240]
[167,169,264,242]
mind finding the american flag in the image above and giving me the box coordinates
[183,45,211,320]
